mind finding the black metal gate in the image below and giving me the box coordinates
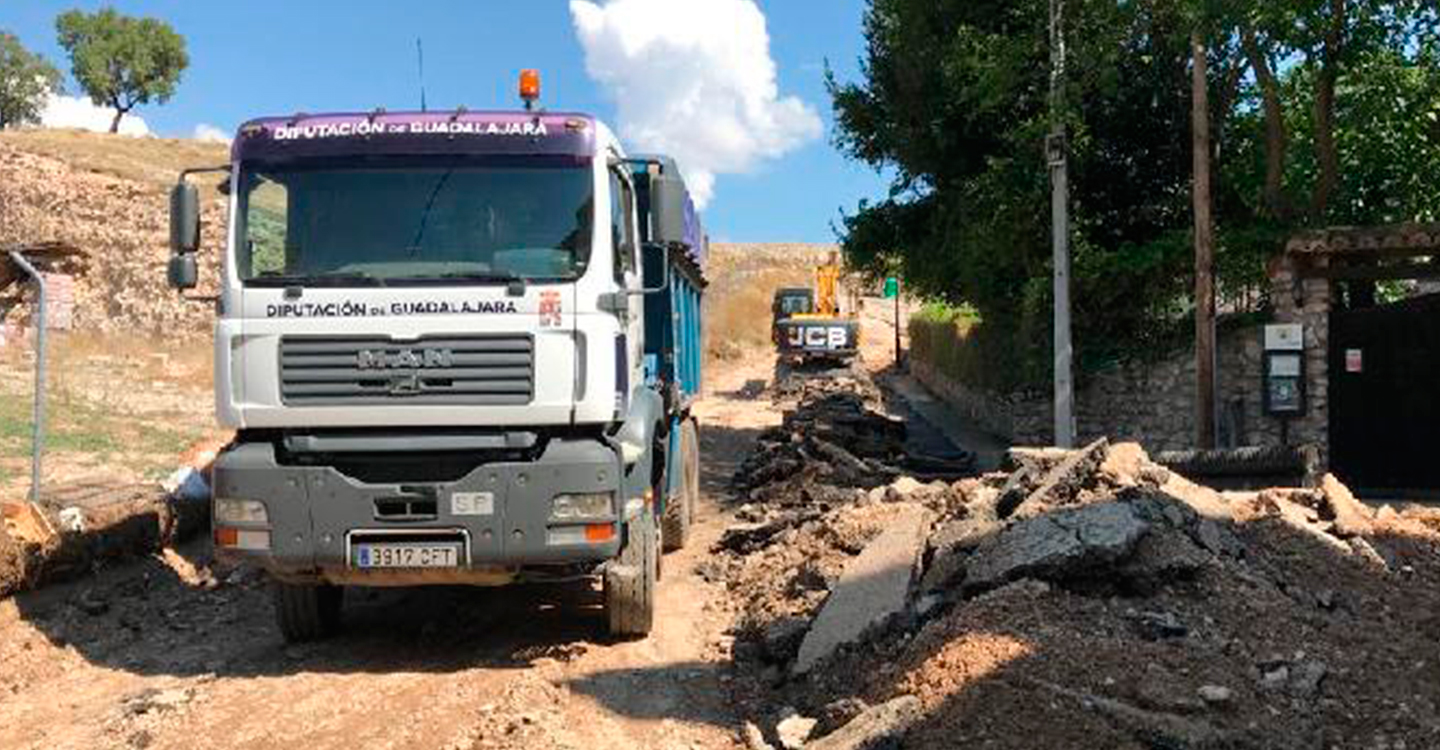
[1328,292,1440,495]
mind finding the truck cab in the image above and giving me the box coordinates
[167,88,705,641]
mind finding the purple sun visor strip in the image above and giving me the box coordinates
[231,111,597,163]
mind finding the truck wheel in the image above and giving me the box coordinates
[272,582,343,643]
[605,507,657,638]
[662,420,699,552]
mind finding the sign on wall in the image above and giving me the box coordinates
[1263,324,1307,417]
[1264,323,1303,351]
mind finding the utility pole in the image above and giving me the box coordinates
[1048,0,1075,448]
[893,277,902,370]
[1191,30,1217,449]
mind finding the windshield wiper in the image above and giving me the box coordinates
[249,271,387,287]
[407,168,456,257]
[390,271,528,287]
[433,271,522,282]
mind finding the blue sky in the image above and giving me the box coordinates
[2,1,887,244]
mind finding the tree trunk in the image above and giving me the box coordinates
[108,108,123,134]
[1311,0,1345,220]
[1192,30,1216,450]
[1216,55,1247,134]
[1242,29,1288,219]
[1211,47,1249,166]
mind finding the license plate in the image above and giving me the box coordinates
[353,543,460,569]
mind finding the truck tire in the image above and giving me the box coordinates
[605,507,657,638]
[662,419,700,552]
[272,582,343,643]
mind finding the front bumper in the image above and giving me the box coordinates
[211,437,629,585]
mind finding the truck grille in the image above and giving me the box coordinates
[279,335,534,406]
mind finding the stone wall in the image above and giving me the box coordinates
[911,324,1285,453]
[906,238,1440,471]
[909,239,1340,463]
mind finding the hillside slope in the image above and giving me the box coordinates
[0,131,228,337]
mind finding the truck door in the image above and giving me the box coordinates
[609,165,645,407]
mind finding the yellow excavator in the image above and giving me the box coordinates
[771,256,859,365]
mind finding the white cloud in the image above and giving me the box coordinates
[570,0,822,208]
[193,123,231,144]
[38,93,150,136]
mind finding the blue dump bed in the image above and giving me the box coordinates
[633,158,706,509]
[641,244,704,403]
[633,159,706,406]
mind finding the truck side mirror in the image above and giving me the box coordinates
[649,170,691,248]
[169,181,200,291]
[168,254,198,290]
[170,181,201,255]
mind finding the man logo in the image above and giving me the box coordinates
[357,348,454,369]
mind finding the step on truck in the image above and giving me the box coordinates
[165,71,705,641]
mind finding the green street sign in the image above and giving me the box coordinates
[882,276,899,298]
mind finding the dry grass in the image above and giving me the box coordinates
[704,243,837,362]
[0,129,229,192]
[0,330,216,496]
[707,267,816,360]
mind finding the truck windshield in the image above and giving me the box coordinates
[237,157,594,285]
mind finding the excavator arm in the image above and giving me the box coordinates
[813,263,840,317]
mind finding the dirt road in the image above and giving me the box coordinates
[0,355,783,750]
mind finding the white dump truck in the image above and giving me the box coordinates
[167,72,706,641]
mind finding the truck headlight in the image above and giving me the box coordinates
[551,493,613,520]
[214,498,268,525]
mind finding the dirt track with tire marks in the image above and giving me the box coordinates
[0,354,782,750]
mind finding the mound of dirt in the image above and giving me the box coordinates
[0,526,25,595]
[720,421,1440,748]
[0,481,212,600]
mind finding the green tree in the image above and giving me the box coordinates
[831,0,1440,382]
[55,7,187,133]
[0,32,61,129]
[830,0,1201,372]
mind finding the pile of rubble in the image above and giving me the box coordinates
[735,393,904,499]
[717,428,1440,749]
[733,381,974,506]
[769,366,881,408]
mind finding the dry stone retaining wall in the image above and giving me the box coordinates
[912,324,1280,454]
[912,248,1338,466]
[0,143,226,338]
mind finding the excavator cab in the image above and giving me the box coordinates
[772,287,815,343]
